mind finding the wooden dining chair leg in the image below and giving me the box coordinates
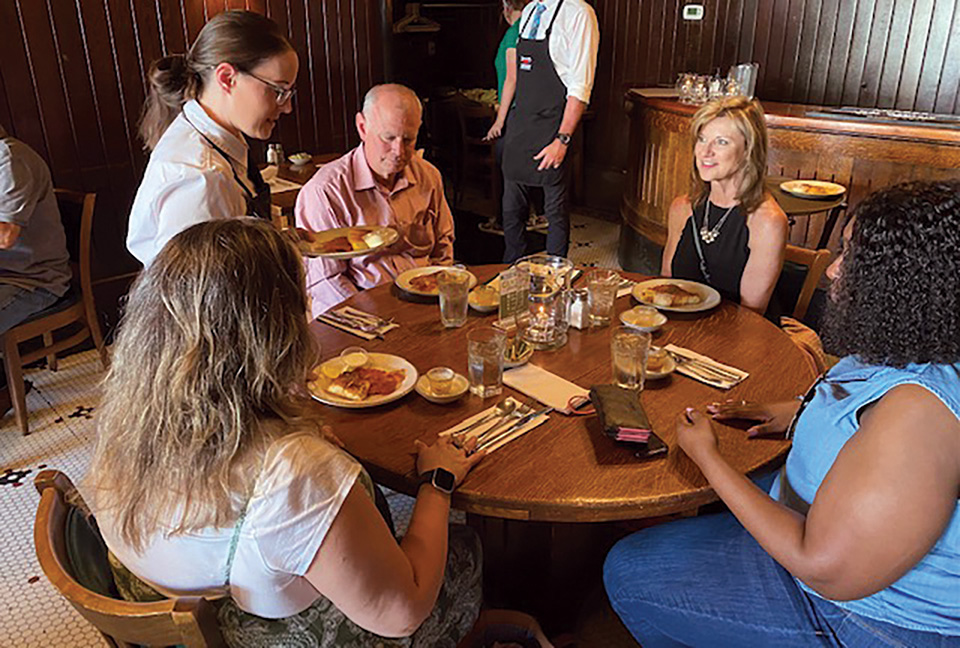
[3,335,29,434]
[87,311,109,370]
[42,332,58,371]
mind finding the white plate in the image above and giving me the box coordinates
[415,373,469,404]
[619,306,668,332]
[645,347,676,380]
[779,179,846,200]
[298,226,398,259]
[632,279,721,313]
[395,266,478,297]
[468,286,499,313]
[308,353,417,408]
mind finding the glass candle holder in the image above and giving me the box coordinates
[512,254,575,350]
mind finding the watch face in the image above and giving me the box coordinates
[433,468,456,493]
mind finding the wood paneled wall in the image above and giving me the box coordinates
[0,0,385,301]
[589,0,960,175]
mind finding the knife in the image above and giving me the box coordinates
[476,406,553,452]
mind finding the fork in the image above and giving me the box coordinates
[475,401,535,446]
[669,353,740,383]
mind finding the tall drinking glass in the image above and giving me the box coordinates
[437,267,471,327]
[611,326,651,391]
[586,268,621,327]
[467,327,506,398]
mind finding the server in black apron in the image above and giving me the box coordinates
[500,0,599,262]
[127,10,298,266]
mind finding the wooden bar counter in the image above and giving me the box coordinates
[619,90,960,262]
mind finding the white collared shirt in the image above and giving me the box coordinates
[126,100,254,266]
[519,0,599,104]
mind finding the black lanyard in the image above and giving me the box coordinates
[183,114,271,220]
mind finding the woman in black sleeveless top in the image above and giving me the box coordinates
[661,97,788,317]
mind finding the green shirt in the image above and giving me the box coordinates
[495,21,521,100]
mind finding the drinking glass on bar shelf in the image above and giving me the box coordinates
[611,326,651,391]
[708,75,725,101]
[692,76,710,104]
[586,268,620,327]
[467,327,506,398]
[725,76,742,97]
[677,73,696,104]
[437,266,471,328]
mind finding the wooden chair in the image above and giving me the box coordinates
[1,190,108,434]
[453,94,499,209]
[34,470,226,648]
[780,244,832,320]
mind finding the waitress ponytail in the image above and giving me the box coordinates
[139,54,200,151]
[138,10,292,151]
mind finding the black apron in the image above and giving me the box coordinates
[501,0,567,187]
[184,115,272,220]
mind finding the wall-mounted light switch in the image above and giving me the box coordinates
[683,4,705,20]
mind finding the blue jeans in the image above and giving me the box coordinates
[603,513,959,647]
[0,283,60,335]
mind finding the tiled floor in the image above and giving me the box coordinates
[0,213,641,647]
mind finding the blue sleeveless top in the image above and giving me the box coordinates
[771,356,960,634]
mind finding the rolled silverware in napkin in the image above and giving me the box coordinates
[664,344,748,389]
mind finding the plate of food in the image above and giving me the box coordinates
[396,266,478,297]
[308,352,417,408]
[619,305,668,332]
[468,284,499,313]
[645,346,676,380]
[299,226,398,259]
[503,337,534,368]
[779,179,846,200]
[632,278,721,313]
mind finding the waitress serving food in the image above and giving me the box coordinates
[660,97,788,317]
[127,11,297,266]
[500,0,599,262]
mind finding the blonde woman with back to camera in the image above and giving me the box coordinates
[87,219,494,646]
[660,97,788,318]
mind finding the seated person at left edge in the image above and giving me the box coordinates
[660,97,788,317]
[295,84,454,317]
[126,11,298,266]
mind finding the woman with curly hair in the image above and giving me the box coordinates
[605,181,960,646]
[660,97,789,316]
[87,219,491,646]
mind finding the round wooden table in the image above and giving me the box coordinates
[310,265,816,523]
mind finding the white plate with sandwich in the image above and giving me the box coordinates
[299,226,398,259]
[395,266,478,298]
[779,179,846,200]
[632,278,721,313]
[308,352,417,408]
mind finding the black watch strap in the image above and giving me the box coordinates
[418,467,456,494]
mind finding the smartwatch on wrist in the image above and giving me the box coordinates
[418,467,456,494]
[556,132,572,146]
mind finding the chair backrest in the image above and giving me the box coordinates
[454,94,496,148]
[33,470,226,648]
[53,189,95,302]
[777,245,832,321]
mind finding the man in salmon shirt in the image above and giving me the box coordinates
[295,84,454,317]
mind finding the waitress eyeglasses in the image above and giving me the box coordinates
[242,70,297,105]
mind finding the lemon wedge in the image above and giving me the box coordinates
[322,358,347,379]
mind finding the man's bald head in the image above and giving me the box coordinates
[356,84,423,184]
[362,84,423,120]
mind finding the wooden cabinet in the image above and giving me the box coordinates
[620,90,960,253]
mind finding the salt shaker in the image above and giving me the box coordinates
[266,143,278,165]
[567,289,589,330]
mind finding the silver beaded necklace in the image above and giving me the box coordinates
[699,201,736,244]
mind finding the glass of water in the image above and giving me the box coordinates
[467,327,506,398]
[437,267,471,328]
[611,326,651,391]
[586,268,621,327]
